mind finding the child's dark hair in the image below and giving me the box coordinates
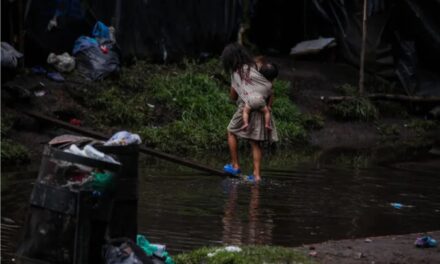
[259,63,278,81]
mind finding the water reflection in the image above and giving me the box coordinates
[222,183,273,245]
[2,153,440,256]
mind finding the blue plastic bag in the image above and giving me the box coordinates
[92,21,110,40]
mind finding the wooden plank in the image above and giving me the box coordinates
[23,111,230,177]
[320,94,440,103]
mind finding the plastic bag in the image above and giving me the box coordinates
[75,41,120,81]
[73,36,99,55]
[1,42,23,68]
[47,52,76,72]
[103,239,153,264]
[92,21,111,40]
[104,131,142,146]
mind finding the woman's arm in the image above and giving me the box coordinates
[230,86,238,101]
[267,88,274,111]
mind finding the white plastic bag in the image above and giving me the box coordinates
[1,42,23,68]
[47,52,76,72]
[104,131,142,146]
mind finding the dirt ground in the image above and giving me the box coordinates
[298,230,440,264]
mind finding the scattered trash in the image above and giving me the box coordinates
[207,246,242,257]
[92,21,111,40]
[390,202,404,209]
[47,15,58,31]
[147,103,155,109]
[47,72,65,82]
[1,42,23,68]
[31,66,47,75]
[364,238,372,243]
[100,45,109,54]
[69,118,82,126]
[34,90,47,97]
[47,52,76,72]
[91,172,113,191]
[2,217,16,225]
[73,36,99,55]
[103,238,149,264]
[137,235,174,264]
[65,144,120,165]
[415,236,437,248]
[75,42,120,80]
[290,37,336,56]
[308,251,317,257]
[48,134,95,146]
[73,21,120,81]
[354,252,364,259]
[104,131,142,146]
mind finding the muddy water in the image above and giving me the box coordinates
[138,154,440,253]
[2,152,440,258]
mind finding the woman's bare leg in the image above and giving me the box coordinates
[240,104,251,131]
[249,140,262,182]
[228,131,240,170]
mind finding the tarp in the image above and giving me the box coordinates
[21,0,440,94]
[24,0,242,63]
[311,0,440,95]
[97,0,242,62]
[290,38,335,56]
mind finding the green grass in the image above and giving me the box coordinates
[174,245,316,264]
[1,139,30,165]
[80,60,309,153]
[1,112,30,165]
[330,96,378,121]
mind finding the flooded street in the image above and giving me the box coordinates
[2,151,440,258]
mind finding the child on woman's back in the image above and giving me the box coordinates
[241,62,278,131]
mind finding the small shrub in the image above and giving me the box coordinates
[301,113,325,130]
[336,83,357,96]
[406,119,439,135]
[1,139,30,165]
[377,123,401,138]
[330,97,378,121]
[375,101,409,118]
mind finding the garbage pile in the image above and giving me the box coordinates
[73,21,120,81]
[1,42,23,68]
[16,132,173,264]
[1,20,120,83]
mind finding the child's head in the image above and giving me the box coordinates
[259,63,278,82]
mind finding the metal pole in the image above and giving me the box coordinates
[359,0,368,95]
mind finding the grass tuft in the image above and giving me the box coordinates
[174,245,316,264]
[330,96,378,121]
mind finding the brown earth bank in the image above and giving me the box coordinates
[297,230,440,264]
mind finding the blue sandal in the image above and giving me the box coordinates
[223,164,241,176]
[246,175,255,183]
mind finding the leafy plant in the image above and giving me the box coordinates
[330,97,378,121]
[1,139,30,165]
